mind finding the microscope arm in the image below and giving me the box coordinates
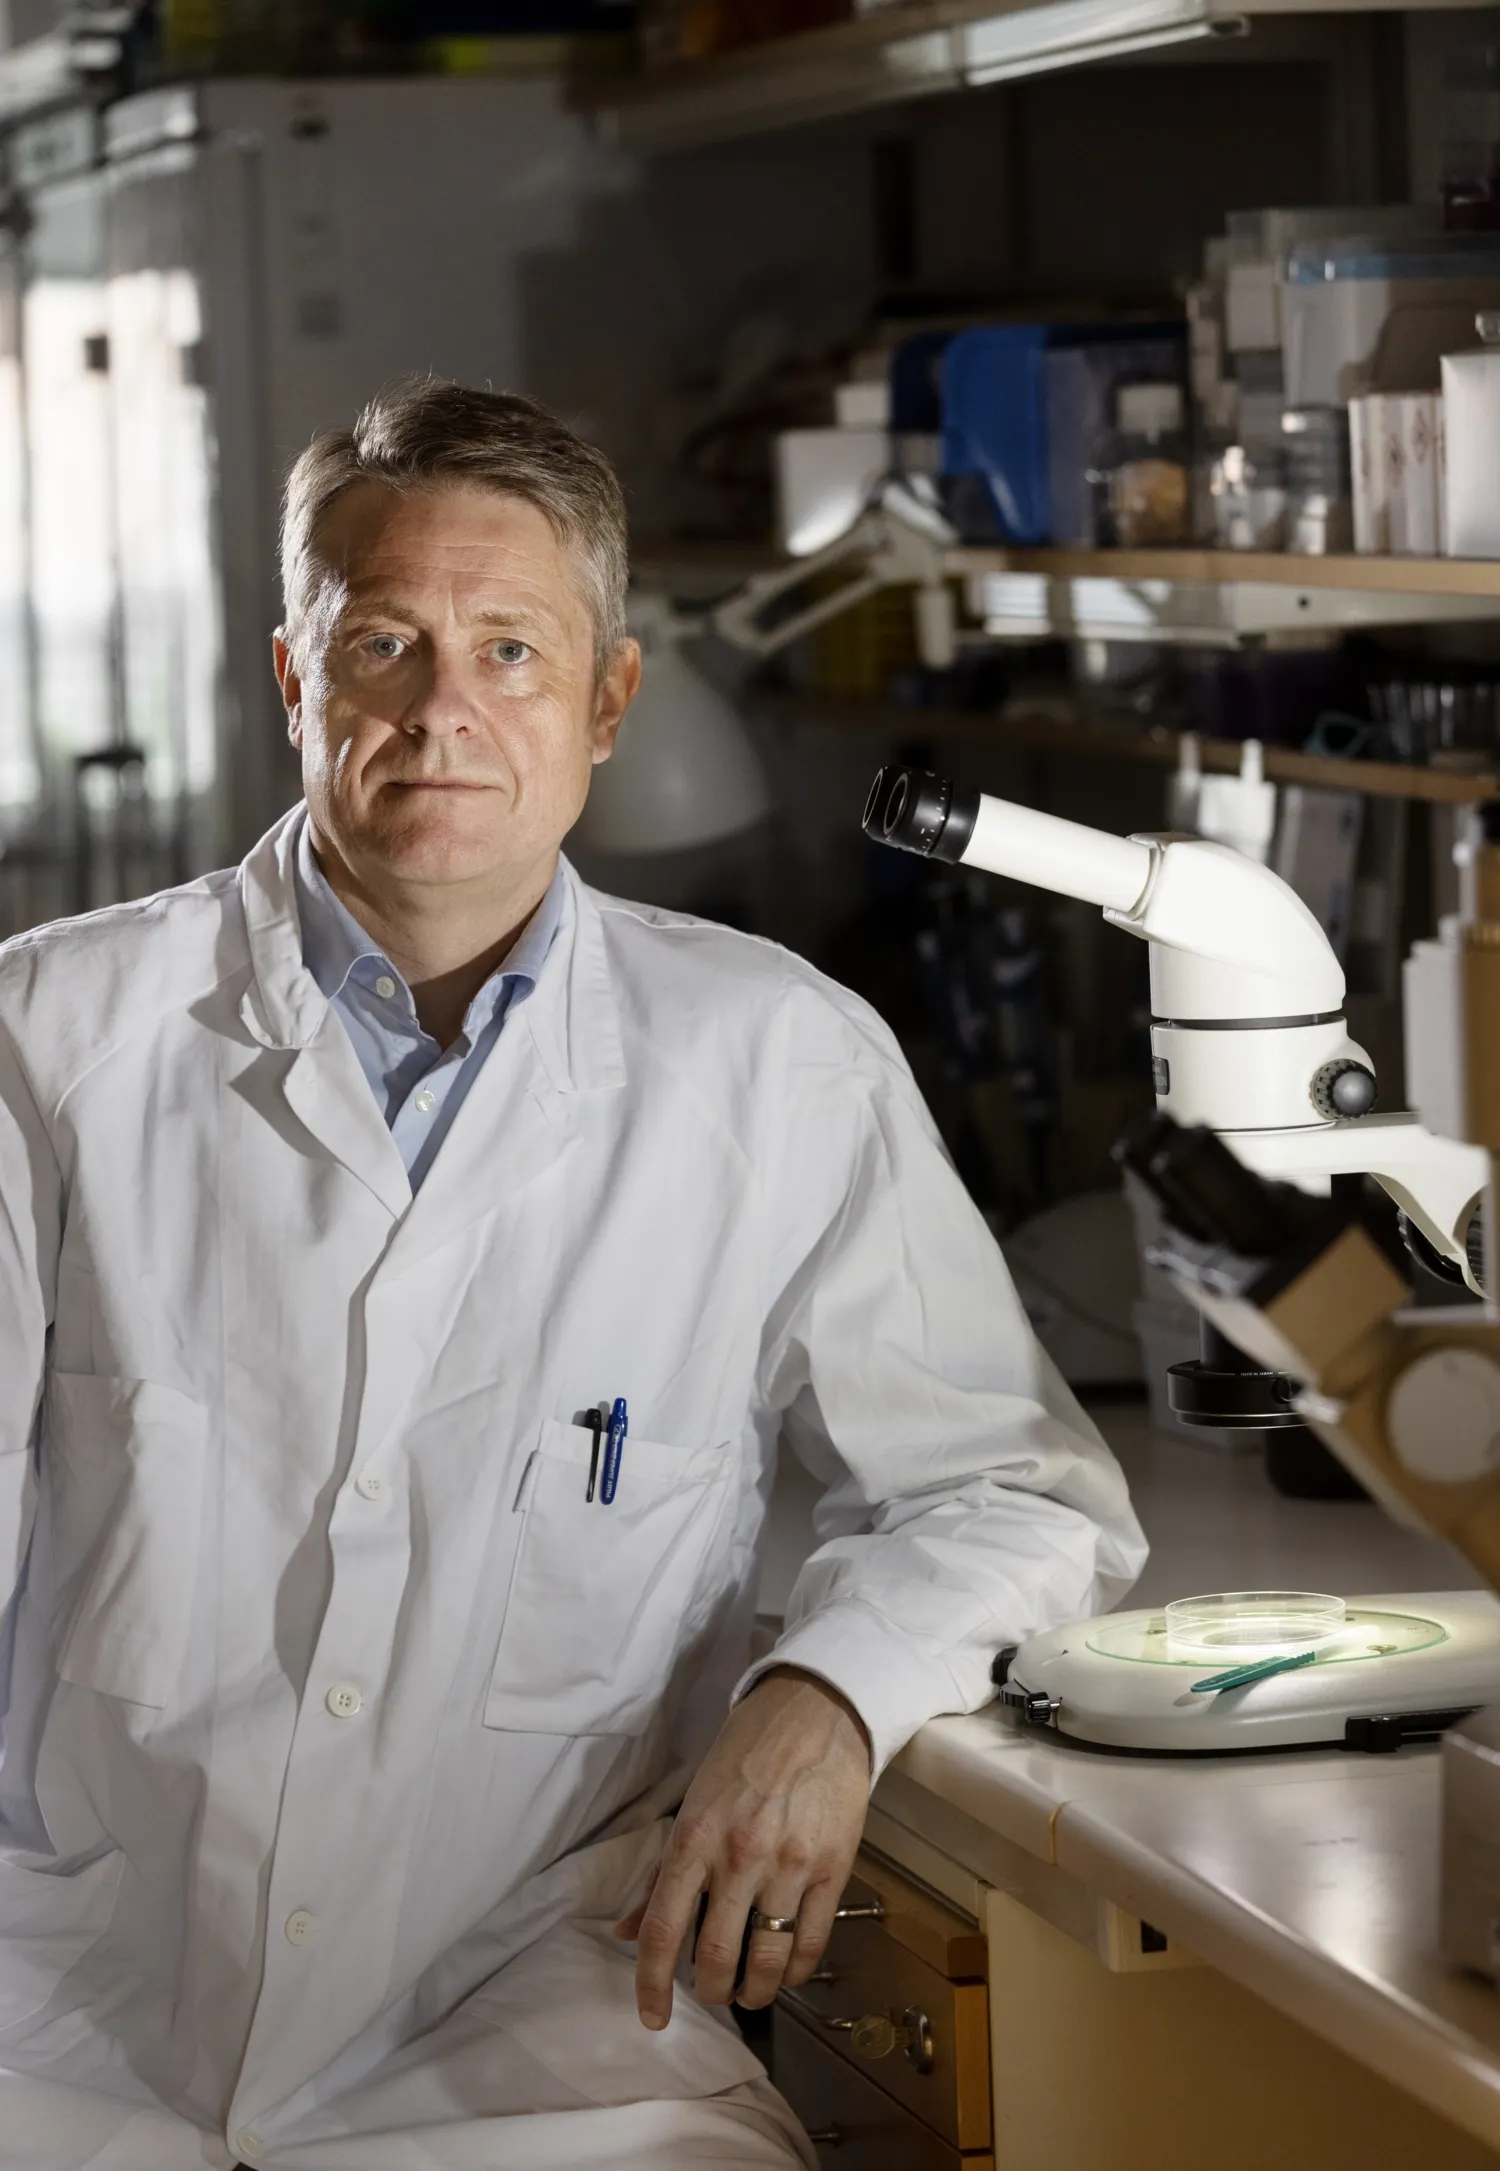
[1120,1112,1500,1556]
[1230,1116,1488,1291]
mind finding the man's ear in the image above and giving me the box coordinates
[589,637,642,767]
[273,629,304,749]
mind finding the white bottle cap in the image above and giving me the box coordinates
[1118,381,1184,436]
[835,380,892,429]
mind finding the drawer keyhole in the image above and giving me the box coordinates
[836,2005,935,2074]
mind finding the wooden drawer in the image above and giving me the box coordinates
[773,2009,994,2171]
[847,1851,987,1979]
[778,1859,990,2150]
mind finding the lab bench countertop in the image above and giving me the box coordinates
[877,1402,1500,2155]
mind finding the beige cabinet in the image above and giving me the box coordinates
[984,1884,1500,2171]
[773,1831,1500,2171]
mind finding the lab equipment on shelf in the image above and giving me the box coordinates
[1351,390,1445,556]
[1442,313,1500,558]
[938,319,1187,545]
[1206,438,1288,549]
[1281,404,1353,555]
[1283,235,1500,408]
[1093,382,1191,547]
[1368,670,1500,764]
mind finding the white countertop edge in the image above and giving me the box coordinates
[880,1722,1500,2155]
[1055,1801,1500,2153]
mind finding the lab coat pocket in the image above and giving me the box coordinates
[484,1419,735,1738]
[45,1373,208,1710]
[0,1849,124,2036]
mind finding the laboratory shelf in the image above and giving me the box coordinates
[947,547,1500,598]
[950,548,1500,641]
[599,0,1040,151]
[768,690,1500,803]
[596,0,1491,151]
[633,541,1500,636]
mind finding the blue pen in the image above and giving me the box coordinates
[600,1397,629,1506]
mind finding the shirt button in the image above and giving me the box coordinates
[284,1908,316,1947]
[325,1682,362,1719]
[234,2130,262,2160]
[355,1470,385,1500]
[414,1088,436,1114]
[374,974,397,1000]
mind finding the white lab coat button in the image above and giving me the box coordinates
[325,1682,362,1719]
[355,1470,384,1500]
[414,1088,436,1114]
[375,975,397,1000]
[234,2131,262,2160]
[284,1909,316,1947]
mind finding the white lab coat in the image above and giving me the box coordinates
[0,808,1146,2167]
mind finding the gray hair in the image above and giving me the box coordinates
[279,378,630,676]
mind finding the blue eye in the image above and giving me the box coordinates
[493,639,531,665]
[367,634,405,660]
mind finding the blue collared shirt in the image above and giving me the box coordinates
[294,820,565,1193]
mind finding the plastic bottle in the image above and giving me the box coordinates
[1095,383,1190,547]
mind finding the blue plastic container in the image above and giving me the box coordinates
[940,321,1187,545]
[942,326,1054,544]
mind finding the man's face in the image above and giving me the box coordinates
[274,479,639,896]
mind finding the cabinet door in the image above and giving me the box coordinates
[772,2010,992,2171]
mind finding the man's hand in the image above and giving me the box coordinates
[614,1668,872,2029]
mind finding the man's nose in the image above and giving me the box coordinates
[401,646,482,739]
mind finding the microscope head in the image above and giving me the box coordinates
[864,765,1374,1136]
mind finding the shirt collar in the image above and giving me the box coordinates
[293,815,565,1032]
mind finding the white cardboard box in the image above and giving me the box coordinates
[1442,346,1500,558]
[1350,393,1388,553]
[1389,392,1441,556]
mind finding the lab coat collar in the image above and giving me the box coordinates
[238,806,327,1052]
[236,805,625,1099]
[545,858,626,1097]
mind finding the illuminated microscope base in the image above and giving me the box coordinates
[1002,1591,1500,1754]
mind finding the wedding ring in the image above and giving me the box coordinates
[748,1908,799,1934]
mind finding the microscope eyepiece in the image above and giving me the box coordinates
[862,766,979,864]
[861,767,899,838]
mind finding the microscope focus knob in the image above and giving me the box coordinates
[1311,1060,1377,1118]
[1388,1348,1500,1485]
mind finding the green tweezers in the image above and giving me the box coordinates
[1191,1648,1322,1695]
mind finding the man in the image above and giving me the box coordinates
[0,380,1145,2169]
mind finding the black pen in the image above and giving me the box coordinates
[585,1408,604,1503]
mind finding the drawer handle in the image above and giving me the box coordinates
[832,1900,885,1922]
[804,2127,843,2148]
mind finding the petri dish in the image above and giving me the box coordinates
[1085,1606,1444,1667]
[1163,1591,1347,1663]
